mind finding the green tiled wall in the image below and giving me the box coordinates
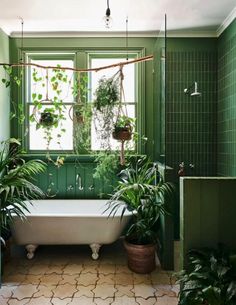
[218,19,236,176]
[165,39,218,177]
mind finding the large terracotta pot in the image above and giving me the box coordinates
[123,239,156,274]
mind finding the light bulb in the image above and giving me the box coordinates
[103,15,113,28]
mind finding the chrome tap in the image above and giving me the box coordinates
[76,174,84,191]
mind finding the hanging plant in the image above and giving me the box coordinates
[112,115,135,141]
[29,67,69,152]
[94,76,119,111]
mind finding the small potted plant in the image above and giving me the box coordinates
[106,157,175,273]
[112,115,134,141]
[39,108,58,128]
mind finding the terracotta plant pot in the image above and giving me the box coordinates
[123,239,156,274]
[112,127,132,141]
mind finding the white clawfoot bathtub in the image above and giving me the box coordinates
[11,199,131,260]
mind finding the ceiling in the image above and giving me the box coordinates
[0,0,235,36]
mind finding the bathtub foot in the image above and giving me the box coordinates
[90,243,101,260]
[26,244,38,259]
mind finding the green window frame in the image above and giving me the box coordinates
[20,49,145,156]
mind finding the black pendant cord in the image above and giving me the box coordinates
[19,17,24,63]
[126,17,129,61]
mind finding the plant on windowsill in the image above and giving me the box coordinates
[0,138,46,274]
[106,156,175,274]
[175,244,236,305]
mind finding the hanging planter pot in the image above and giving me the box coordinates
[112,125,132,141]
[69,104,84,124]
[112,116,134,141]
[39,112,54,127]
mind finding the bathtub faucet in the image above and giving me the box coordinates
[76,174,84,191]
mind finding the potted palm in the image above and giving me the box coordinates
[106,157,175,273]
[0,138,46,273]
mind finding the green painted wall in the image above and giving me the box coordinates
[218,19,236,176]
[0,29,10,142]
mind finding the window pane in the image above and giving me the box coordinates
[91,104,135,151]
[90,58,135,103]
[29,105,73,150]
[90,56,136,151]
[29,60,74,103]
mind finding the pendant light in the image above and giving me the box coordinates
[103,0,112,29]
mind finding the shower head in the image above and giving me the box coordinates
[190,82,201,96]
[184,81,201,97]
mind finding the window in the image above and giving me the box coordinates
[89,53,137,151]
[25,51,140,154]
[26,53,75,151]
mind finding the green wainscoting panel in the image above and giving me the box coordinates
[35,162,112,199]
[180,177,236,269]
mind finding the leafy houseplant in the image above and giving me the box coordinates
[94,76,119,111]
[112,115,135,141]
[0,138,46,245]
[107,157,175,273]
[176,245,236,305]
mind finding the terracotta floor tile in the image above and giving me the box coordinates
[151,272,171,285]
[155,296,178,305]
[132,284,156,299]
[33,284,55,298]
[98,265,116,275]
[40,273,63,285]
[22,274,42,285]
[136,297,157,305]
[82,265,99,274]
[154,285,177,297]
[52,283,78,298]
[64,264,84,274]
[114,273,133,285]
[115,285,134,297]
[133,274,152,285]
[115,265,133,274]
[2,273,26,286]
[51,297,73,305]
[77,272,99,286]
[92,284,117,299]
[0,295,10,305]
[94,297,114,305]
[26,297,52,305]
[97,273,115,285]
[45,265,64,274]
[69,296,95,304]
[111,296,139,305]
[73,285,95,298]
[59,274,80,285]
[27,265,49,275]
[8,298,30,305]
[0,285,17,298]
[11,284,39,300]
